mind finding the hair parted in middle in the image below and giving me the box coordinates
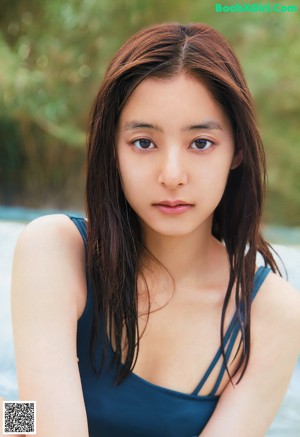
[86,22,280,385]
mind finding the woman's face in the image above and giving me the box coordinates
[116,73,241,239]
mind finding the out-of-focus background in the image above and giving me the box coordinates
[0,1,299,435]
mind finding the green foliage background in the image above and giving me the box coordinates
[0,0,299,224]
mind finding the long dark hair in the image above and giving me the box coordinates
[86,22,280,385]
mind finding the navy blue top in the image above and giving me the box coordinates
[70,216,271,437]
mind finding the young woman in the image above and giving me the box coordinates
[12,23,300,437]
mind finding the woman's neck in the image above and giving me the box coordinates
[142,222,226,285]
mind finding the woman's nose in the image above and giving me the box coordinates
[157,149,188,189]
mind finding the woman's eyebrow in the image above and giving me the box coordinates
[123,120,163,132]
[182,121,223,131]
[123,119,223,132]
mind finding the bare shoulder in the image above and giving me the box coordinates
[252,269,300,351]
[12,213,87,321]
[16,213,84,254]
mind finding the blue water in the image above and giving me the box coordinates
[1,208,300,435]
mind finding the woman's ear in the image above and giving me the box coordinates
[230,148,243,170]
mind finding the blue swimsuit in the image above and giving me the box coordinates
[70,216,271,437]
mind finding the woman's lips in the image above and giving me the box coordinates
[153,201,194,215]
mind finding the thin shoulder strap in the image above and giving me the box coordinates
[208,322,240,396]
[208,266,271,396]
[66,215,94,325]
[191,266,271,396]
[192,317,238,396]
[251,265,271,301]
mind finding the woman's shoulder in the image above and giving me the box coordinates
[253,268,300,350]
[18,213,85,244]
[13,213,87,321]
[16,214,86,262]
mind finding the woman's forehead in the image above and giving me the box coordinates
[118,73,232,134]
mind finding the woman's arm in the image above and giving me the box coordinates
[11,215,89,437]
[200,273,300,437]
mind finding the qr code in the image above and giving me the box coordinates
[3,401,36,434]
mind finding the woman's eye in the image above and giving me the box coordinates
[132,138,155,150]
[190,138,213,150]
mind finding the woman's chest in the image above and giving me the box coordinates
[130,291,242,396]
